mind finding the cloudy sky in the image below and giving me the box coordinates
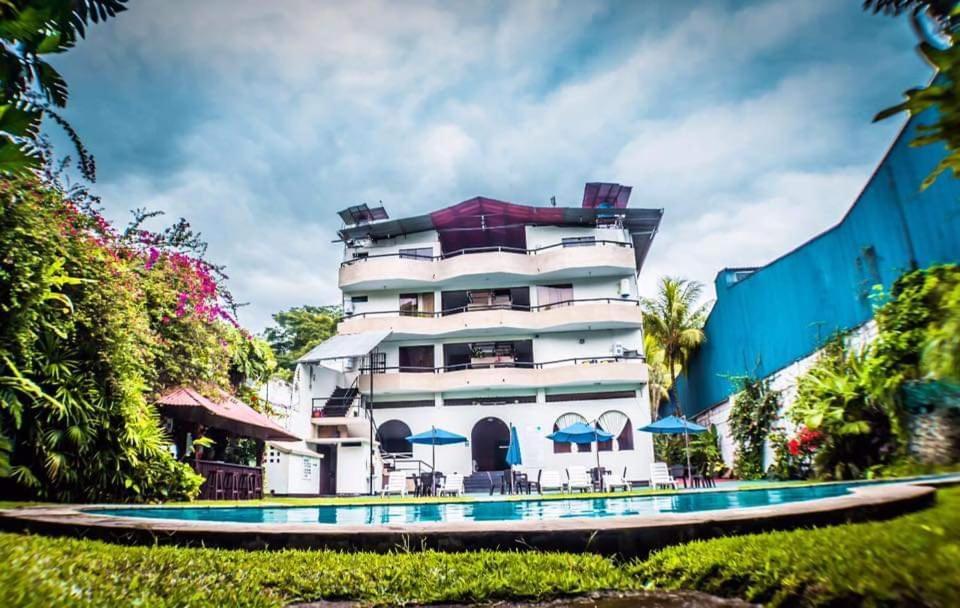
[50,0,929,332]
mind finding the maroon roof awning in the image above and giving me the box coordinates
[430,197,567,254]
[156,387,299,442]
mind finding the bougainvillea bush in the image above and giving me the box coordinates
[0,177,273,502]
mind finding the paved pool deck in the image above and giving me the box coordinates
[0,481,944,557]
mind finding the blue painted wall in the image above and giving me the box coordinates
[676,113,960,417]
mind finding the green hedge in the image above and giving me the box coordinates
[631,485,960,606]
[1,487,958,607]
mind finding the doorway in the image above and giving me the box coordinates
[471,417,510,471]
[315,445,337,495]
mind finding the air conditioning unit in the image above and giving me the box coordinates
[618,278,631,298]
[612,342,625,357]
[343,357,356,371]
[343,300,355,315]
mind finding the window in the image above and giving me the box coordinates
[537,284,573,309]
[352,251,369,260]
[552,412,586,454]
[399,292,435,317]
[598,410,633,451]
[562,236,596,248]
[399,247,433,260]
[399,345,435,372]
[351,295,368,304]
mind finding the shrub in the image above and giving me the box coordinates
[728,376,780,479]
[631,486,960,607]
[0,178,271,501]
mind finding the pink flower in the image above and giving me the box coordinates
[144,247,160,270]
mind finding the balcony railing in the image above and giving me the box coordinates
[341,239,633,267]
[361,354,645,375]
[344,297,640,320]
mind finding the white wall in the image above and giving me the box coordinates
[373,389,654,482]
[336,442,381,495]
[264,450,322,496]
[695,321,878,472]
[345,230,440,263]
[525,225,630,249]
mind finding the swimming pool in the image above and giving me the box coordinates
[95,484,853,526]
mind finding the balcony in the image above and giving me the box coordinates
[339,240,636,291]
[339,298,643,338]
[357,356,648,396]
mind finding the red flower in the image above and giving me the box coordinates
[788,439,800,457]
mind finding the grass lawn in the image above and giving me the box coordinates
[0,485,957,607]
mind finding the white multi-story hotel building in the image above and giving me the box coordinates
[287,183,662,495]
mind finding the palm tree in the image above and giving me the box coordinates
[643,333,670,418]
[641,277,709,417]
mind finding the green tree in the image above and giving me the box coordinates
[263,305,341,373]
[1,1,128,179]
[868,0,960,188]
[0,177,201,501]
[643,333,671,417]
[641,277,709,417]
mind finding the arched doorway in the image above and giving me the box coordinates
[471,417,510,471]
[377,419,413,455]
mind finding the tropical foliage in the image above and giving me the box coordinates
[728,376,781,480]
[868,0,960,188]
[0,176,272,501]
[0,1,127,179]
[640,277,708,416]
[785,264,960,479]
[643,333,670,416]
[263,305,341,374]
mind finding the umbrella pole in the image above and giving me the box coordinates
[683,426,692,489]
[432,439,437,495]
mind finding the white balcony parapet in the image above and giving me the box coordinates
[339,240,635,290]
[339,298,643,338]
[357,356,647,396]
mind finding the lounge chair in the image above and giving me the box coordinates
[437,472,464,496]
[604,467,630,492]
[566,465,592,493]
[381,472,408,497]
[650,462,679,490]
[538,469,564,493]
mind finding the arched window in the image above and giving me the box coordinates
[552,412,586,454]
[598,410,633,451]
[377,420,412,454]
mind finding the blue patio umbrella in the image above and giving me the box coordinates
[547,421,614,477]
[505,425,522,467]
[638,415,707,481]
[406,427,468,491]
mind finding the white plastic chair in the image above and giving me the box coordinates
[604,467,630,492]
[538,469,564,493]
[380,472,408,497]
[438,472,464,496]
[566,465,592,492]
[650,462,679,490]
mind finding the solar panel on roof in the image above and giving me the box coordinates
[337,204,389,225]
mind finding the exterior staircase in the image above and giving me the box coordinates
[317,386,359,417]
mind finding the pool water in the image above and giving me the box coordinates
[95,484,853,526]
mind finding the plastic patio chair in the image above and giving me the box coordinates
[566,466,592,493]
[538,469,564,493]
[437,472,464,496]
[381,472,408,497]
[604,467,631,492]
[650,462,679,490]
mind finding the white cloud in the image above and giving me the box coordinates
[62,0,924,331]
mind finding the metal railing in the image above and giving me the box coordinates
[360,354,645,375]
[381,453,434,474]
[341,239,633,267]
[343,297,641,320]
